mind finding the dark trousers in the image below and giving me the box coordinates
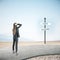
[12,36,18,53]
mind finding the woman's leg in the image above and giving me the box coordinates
[12,38,15,52]
[16,38,18,53]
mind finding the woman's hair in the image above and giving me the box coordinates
[13,23,16,35]
[13,23,16,28]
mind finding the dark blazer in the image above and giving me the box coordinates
[16,24,22,37]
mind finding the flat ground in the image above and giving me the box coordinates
[0,41,60,47]
[0,41,60,60]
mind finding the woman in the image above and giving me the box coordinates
[12,23,22,54]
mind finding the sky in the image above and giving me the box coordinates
[0,0,60,41]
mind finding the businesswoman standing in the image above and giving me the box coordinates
[12,23,22,55]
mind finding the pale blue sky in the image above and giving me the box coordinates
[0,0,60,41]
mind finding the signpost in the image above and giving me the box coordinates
[42,17,49,44]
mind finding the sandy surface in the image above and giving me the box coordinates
[27,55,60,60]
[0,41,60,60]
[0,41,60,48]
